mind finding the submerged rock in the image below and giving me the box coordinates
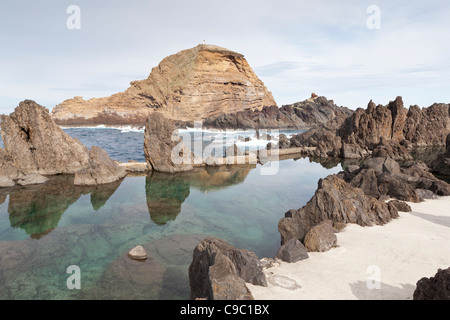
[74,146,127,186]
[189,237,267,300]
[128,245,147,260]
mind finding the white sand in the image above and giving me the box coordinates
[248,196,450,300]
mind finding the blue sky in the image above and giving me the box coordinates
[1,0,449,114]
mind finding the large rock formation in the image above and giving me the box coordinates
[51,44,276,125]
[144,112,193,173]
[202,95,353,130]
[283,97,450,160]
[189,237,267,300]
[278,174,398,245]
[0,100,90,175]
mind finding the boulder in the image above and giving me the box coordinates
[413,267,450,300]
[144,112,193,173]
[16,173,49,186]
[387,200,412,212]
[304,220,338,252]
[275,238,309,263]
[74,146,127,186]
[189,237,266,300]
[361,157,400,175]
[0,100,89,175]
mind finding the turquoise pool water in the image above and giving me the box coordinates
[0,157,342,300]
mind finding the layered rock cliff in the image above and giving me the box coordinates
[51,44,276,125]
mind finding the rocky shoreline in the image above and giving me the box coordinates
[1,94,449,300]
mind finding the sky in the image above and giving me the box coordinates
[1,0,450,114]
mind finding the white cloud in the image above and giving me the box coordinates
[0,0,449,114]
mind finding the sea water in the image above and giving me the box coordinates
[0,127,343,300]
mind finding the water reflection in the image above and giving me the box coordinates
[145,165,253,225]
[1,175,123,239]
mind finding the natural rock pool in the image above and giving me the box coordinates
[0,157,342,299]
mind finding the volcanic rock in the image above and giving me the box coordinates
[413,267,450,300]
[304,220,338,252]
[429,133,450,177]
[0,100,89,175]
[387,200,412,212]
[275,238,309,263]
[203,96,352,130]
[189,237,267,300]
[52,44,276,125]
[73,146,127,186]
[284,97,450,160]
[278,175,398,245]
[144,112,193,173]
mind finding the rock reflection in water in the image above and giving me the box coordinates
[3,175,123,239]
[145,165,253,225]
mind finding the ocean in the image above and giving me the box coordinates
[0,126,343,299]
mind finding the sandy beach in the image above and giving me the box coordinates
[248,196,450,300]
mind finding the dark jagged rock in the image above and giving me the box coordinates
[189,237,267,300]
[404,103,450,147]
[74,146,127,186]
[429,133,450,178]
[281,97,450,161]
[0,100,90,175]
[275,238,309,263]
[345,157,450,202]
[203,96,352,130]
[144,112,193,173]
[278,175,398,245]
[413,267,450,300]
